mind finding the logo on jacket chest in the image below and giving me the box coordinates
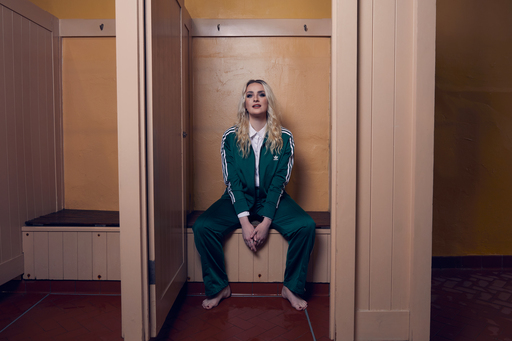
[273,155,279,161]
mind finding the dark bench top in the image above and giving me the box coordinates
[25,209,120,227]
[186,210,330,229]
[26,209,330,229]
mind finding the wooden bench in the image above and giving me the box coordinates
[186,210,331,283]
[22,209,120,281]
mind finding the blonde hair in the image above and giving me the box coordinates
[235,80,283,158]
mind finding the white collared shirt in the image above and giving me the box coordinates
[237,123,266,219]
[250,123,266,188]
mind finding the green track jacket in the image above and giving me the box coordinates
[221,126,294,220]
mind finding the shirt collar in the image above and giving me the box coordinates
[249,123,267,139]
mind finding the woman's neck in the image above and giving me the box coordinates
[249,115,267,132]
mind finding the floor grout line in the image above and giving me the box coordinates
[0,293,50,334]
[305,308,317,341]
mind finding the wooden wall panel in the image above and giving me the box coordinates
[22,232,34,279]
[77,232,93,280]
[0,6,10,265]
[187,230,330,283]
[21,18,36,220]
[13,12,28,244]
[106,232,121,280]
[354,0,432,338]
[0,3,61,286]
[93,232,107,280]
[48,232,63,279]
[356,0,373,312]
[63,232,78,279]
[369,0,396,311]
[33,232,49,279]
[3,8,16,263]
[22,229,120,280]
[392,0,413,311]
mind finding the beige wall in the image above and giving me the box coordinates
[433,0,512,256]
[28,0,114,19]
[62,38,118,210]
[184,0,330,19]
[191,37,331,211]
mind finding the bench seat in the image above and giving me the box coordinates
[186,210,330,229]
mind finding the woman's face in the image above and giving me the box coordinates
[245,83,268,117]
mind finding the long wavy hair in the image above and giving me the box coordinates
[235,79,283,158]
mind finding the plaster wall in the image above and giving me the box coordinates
[433,0,512,256]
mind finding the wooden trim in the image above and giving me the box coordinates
[22,226,120,232]
[116,0,148,339]
[60,19,116,37]
[0,0,56,32]
[182,4,192,33]
[355,311,410,340]
[331,0,358,340]
[191,19,331,37]
[409,0,436,340]
[0,255,24,286]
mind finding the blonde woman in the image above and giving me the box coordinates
[193,79,315,310]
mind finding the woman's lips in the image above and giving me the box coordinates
[253,105,261,108]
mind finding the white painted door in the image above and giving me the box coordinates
[146,0,187,337]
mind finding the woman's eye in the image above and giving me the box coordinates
[260,93,266,97]
[247,94,253,98]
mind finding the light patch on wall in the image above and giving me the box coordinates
[184,0,331,19]
[27,0,115,19]
[192,37,330,211]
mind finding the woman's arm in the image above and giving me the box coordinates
[261,129,294,220]
[221,127,250,215]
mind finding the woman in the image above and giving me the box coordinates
[193,79,316,310]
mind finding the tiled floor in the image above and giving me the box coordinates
[2,270,512,340]
[431,269,512,341]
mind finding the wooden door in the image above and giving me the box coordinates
[146,0,186,337]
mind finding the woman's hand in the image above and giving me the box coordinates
[251,217,271,249]
[239,216,257,252]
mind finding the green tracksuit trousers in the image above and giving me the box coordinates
[193,191,316,297]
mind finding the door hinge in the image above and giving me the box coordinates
[149,260,156,285]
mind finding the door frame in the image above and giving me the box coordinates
[116,1,149,340]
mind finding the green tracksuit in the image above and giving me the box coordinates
[193,126,316,297]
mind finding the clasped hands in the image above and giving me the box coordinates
[240,216,271,252]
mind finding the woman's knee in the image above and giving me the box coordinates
[192,214,210,237]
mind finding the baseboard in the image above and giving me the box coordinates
[0,279,120,295]
[186,281,329,297]
[432,256,512,269]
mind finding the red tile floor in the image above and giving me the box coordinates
[431,269,512,341]
[2,270,512,340]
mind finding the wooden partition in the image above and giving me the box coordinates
[0,0,62,286]
[330,0,436,339]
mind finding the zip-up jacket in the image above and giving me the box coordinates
[221,126,294,220]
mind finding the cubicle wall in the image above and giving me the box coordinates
[0,0,62,286]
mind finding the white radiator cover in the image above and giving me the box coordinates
[21,227,329,283]
[21,226,120,281]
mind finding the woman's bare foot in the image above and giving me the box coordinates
[202,285,231,309]
[282,286,307,311]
